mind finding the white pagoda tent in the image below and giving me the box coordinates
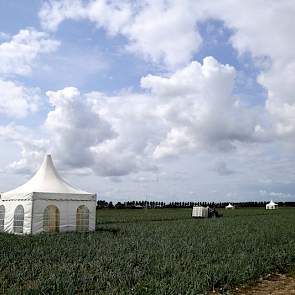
[0,155,96,234]
[225,203,235,209]
[266,200,278,210]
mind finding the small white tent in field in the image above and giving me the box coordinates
[266,200,278,210]
[225,203,235,209]
[0,155,96,234]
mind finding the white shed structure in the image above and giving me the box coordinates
[225,203,235,209]
[0,155,96,234]
[192,206,209,218]
[266,200,278,210]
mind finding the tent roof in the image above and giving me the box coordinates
[2,155,93,196]
[226,203,234,208]
[267,200,278,206]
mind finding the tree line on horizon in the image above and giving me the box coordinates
[97,200,295,209]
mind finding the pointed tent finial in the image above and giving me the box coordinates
[45,154,52,161]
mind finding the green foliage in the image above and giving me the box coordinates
[0,208,295,294]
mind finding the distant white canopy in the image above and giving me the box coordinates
[225,203,234,209]
[0,154,96,234]
[266,200,278,210]
[267,200,277,206]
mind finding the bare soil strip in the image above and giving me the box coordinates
[235,274,295,294]
[210,274,295,295]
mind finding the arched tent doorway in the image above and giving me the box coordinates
[0,205,5,231]
[76,205,89,232]
[43,205,60,233]
[13,205,24,234]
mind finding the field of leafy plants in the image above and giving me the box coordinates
[0,208,295,294]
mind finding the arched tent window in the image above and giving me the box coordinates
[43,205,60,233]
[0,205,5,231]
[76,205,89,232]
[14,205,24,234]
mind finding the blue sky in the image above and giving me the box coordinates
[0,0,295,203]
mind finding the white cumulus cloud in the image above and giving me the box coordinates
[0,79,40,118]
[0,28,60,76]
[45,87,116,169]
[0,125,47,174]
[142,57,264,158]
[0,28,59,119]
[39,0,202,68]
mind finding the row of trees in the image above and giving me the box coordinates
[97,200,295,209]
[97,200,165,209]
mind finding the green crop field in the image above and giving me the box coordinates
[0,208,295,294]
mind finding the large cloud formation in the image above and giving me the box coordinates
[17,56,263,177]
[142,57,263,158]
[39,0,295,140]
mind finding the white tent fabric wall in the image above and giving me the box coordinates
[0,155,96,234]
[2,199,32,234]
[192,206,208,218]
[266,200,278,210]
[32,197,96,234]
